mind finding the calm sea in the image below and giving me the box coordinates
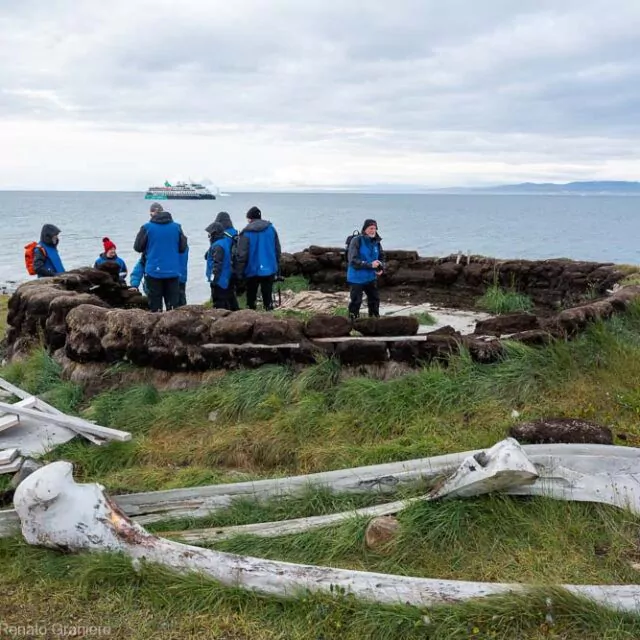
[1,191,638,303]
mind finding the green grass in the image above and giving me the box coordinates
[1,538,639,639]
[210,495,640,585]
[6,303,640,636]
[8,303,640,492]
[149,484,428,533]
[410,311,436,325]
[476,283,534,314]
[280,275,310,293]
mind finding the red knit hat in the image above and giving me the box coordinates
[102,237,116,252]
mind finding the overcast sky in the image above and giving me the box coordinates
[2,0,640,191]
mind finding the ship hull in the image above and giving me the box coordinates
[144,193,216,200]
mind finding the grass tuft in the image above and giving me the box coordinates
[476,283,534,314]
[410,311,436,325]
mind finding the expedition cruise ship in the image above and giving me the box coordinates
[145,181,216,200]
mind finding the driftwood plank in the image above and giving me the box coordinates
[312,335,428,343]
[33,400,105,446]
[0,457,23,475]
[0,377,103,445]
[0,397,38,434]
[0,449,19,465]
[0,415,19,433]
[0,402,131,443]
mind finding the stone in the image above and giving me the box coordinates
[252,316,304,345]
[46,293,109,350]
[101,308,160,365]
[428,325,461,337]
[509,418,614,445]
[388,341,421,365]
[304,315,351,339]
[354,316,419,337]
[508,330,553,346]
[209,310,260,343]
[418,335,460,361]
[335,340,389,366]
[65,304,110,362]
[474,312,541,336]
[463,337,505,364]
[364,516,400,552]
[151,308,215,345]
[10,459,43,489]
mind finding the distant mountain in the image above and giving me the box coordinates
[447,181,640,195]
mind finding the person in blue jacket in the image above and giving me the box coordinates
[347,218,385,320]
[206,211,239,311]
[133,202,188,312]
[236,206,281,311]
[177,245,189,307]
[129,255,149,295]
[33,223,65,278]
[94,237,128,284]
[205,222,238,310]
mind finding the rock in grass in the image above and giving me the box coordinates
[509,418,613,445]
[10,459,43,489]
[364,516,400,552]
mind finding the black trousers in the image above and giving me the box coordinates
[228,276,240,312]
[146,276,180,312]
[177,282,187,308]
[246,276,274,311]
[348,281,380,318]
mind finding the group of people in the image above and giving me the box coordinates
[29,208,385,319]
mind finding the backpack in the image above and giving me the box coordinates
[345,230,360,254]
[226,231,239,273]
[24,242,45,276]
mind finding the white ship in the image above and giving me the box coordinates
[145,180,216,200]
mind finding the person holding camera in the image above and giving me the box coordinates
[347,218,385,320]
[236,206,281,311]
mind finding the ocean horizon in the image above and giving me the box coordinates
[2,190,638,303]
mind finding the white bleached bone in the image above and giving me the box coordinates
[3,442,640,537]
[428,438,539,499]
[13,461,640,613]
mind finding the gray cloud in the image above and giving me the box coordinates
[2,0,640,188]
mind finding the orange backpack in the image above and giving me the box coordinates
[24,242,45,276]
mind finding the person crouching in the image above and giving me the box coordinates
[346,219,385,320]
[94,237,128,284]
[206,222,236,310]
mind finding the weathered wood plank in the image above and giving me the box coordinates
[0,397,38,434]
[0,457,23,475]
[0,377,103,445]
[312,335,428,343]
[0,402,131,443]
[33,400,105,446]
[0,448,19,465]
[0,415,19,433]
